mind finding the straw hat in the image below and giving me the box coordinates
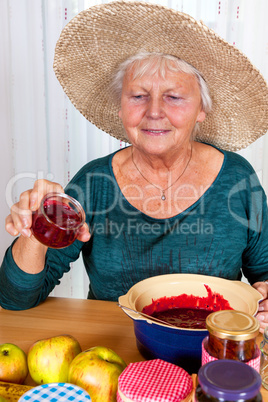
[53,1,268,151]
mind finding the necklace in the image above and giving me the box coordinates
[131,144,193,201]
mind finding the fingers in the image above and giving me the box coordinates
[76,223,91,243]
[6,214,32,238]
[6,179,90,249]
[7,190,32,237]
[256,312,268,334]
[252,281,268,299]
[256,298,268,333]
[30,180,65,212]
[6,179,64,238]
[5,214,20,237]
[258,298,268,313]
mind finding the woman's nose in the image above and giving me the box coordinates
[146,98,164,119]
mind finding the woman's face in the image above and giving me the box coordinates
[119,64,206,157]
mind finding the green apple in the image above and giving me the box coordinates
[68,346,127,402]
[0,343,28,384]
[27,334,81,384]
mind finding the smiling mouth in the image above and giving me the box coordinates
[143,129,170,135]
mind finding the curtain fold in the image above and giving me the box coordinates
[1,0,267,298]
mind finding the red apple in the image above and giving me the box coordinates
[0,343,28,384]
[27,334,81,384]
[68,346,127,402]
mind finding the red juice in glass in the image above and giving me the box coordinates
[32,193,85,249]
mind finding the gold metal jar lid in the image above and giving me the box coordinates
[206,310,260,340]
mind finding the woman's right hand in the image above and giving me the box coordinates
[5,179,65,240]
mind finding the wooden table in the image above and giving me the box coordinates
[0,297,267,400]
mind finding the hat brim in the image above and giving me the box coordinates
[53,1,268,151]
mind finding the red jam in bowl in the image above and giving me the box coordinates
[142,285,233,329]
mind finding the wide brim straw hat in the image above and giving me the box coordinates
[53,0,268,151]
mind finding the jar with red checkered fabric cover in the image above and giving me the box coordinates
[117,359,193,401]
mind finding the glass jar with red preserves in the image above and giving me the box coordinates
[205,310,259,362]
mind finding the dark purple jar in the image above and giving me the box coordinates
[195,360,262,401]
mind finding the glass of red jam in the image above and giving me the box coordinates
[31,192,85,249]
[205,310,260,362]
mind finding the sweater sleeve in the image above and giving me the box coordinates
[241,174,268,284]
[0,237,84,311]
[0,156,100,311]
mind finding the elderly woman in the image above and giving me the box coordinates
[1,2,268,330]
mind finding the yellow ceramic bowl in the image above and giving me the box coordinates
[118,274,262,374]
[119,273,262,325]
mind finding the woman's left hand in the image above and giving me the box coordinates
[252,281,268,333]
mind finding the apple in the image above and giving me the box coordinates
[0,343,28,384]
[68,346,127,402]
[27,334,81,384]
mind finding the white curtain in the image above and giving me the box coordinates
[1,0,268,299]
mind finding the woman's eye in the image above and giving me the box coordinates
[131,94,148,102]
[133,95,144,99]
[168,95,181,101]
